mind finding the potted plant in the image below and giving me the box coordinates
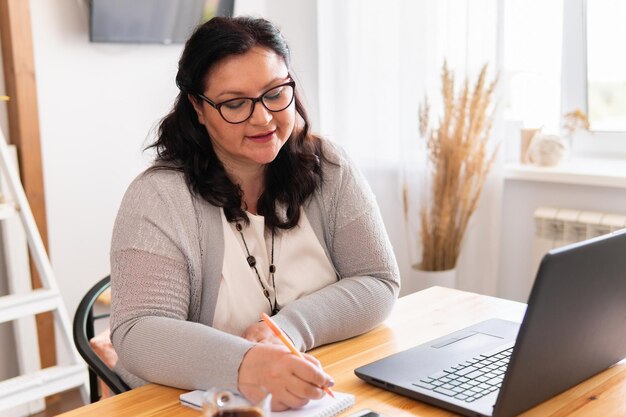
[406,61,498,285]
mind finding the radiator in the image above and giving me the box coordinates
[532,207,626,279]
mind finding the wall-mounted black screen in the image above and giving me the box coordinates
[89,0,234,44]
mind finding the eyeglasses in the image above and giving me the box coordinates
[197,80,296,124]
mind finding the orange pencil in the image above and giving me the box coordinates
[261,312,335,398]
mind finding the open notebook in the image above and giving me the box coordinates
[180,389,354,417]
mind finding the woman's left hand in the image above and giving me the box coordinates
[242,321,283,345]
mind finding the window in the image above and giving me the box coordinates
[562,0,626,157]
[586,0,626,132]
[504,0,626,158]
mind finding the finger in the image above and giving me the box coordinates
[243,327,273,343]
[286,377,325,401]
[291,359,331,388]
[261,338,283,346]
[264,335,286,346]
[303,353,322,367]
[301,354,336,387]
[241,329,255,339]
[270,398,289,412]
[277,385,312,409]
[241,323,266,338]
[243,333,262,343]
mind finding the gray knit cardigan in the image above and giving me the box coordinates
[110,140,400,390]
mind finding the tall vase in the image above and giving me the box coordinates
[413,266,457,289]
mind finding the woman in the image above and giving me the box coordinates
[110,16,400,411]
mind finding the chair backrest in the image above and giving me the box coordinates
[73,275,130,402]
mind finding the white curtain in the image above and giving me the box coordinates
[316,0,500,295]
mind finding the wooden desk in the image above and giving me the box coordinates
[58,286,626,416]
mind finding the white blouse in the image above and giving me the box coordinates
[212,208,337,336]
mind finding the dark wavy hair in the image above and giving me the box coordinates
[147,16,326,230]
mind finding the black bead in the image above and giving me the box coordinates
[263,289,270,297]
[247,256,256,267]
[269,264,276,273]
[236,223,242,231]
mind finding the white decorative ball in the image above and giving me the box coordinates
[526,133,568,166]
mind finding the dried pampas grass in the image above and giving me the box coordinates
[416,61,498,271]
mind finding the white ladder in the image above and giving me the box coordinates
[0,128,88,412]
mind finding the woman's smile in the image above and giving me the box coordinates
[246,129,276,143]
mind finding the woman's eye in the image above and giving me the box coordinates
[223,99,247,110]
[264,88,283,101]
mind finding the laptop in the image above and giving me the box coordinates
[355,229,626,417]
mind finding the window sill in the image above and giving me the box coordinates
[504,157,626,189]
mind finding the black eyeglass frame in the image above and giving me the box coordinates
[196,80,296,124]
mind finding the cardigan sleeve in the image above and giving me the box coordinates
[272,142,401,351]
[110,171,254,390]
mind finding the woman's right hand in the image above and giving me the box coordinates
[238,343,334,411]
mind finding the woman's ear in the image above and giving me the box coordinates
[188,94,206,126]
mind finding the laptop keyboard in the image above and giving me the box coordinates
[413,346,513,403]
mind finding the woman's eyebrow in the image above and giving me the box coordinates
[213,75,290,100]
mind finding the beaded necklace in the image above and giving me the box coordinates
[235,223,279,315]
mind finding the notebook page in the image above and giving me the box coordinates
[275,391,354,417]
[180,390,355,417]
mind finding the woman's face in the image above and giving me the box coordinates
[191,46,296,174]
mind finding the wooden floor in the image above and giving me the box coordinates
[30,389,85,417]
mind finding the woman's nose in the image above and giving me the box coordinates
[248,101,273,125]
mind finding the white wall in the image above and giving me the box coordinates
[498,180,626,302]
[29,0,182,328]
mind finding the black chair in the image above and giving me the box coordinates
[73,275,130,402]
